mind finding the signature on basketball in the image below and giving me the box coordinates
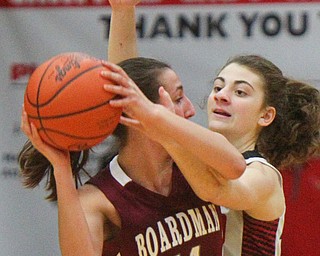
[55,57,81,82]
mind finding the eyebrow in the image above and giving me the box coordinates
[213,77,255,90]
[159,84,184,93]
[176,85,184,92]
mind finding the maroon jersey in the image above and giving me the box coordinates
[87,156,224,256]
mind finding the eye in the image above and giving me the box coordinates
[235,89,247,97]
[213,85,223,93]
[174,96,183,105]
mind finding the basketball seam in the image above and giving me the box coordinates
[27,96,117,120]
[38,127,115,139]
[28,64,103,108]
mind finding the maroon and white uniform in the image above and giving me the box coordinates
[87,155,224,256]
[222,150,285,256]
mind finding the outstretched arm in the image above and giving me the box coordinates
[101,62,246,182]
[107,0,140,63]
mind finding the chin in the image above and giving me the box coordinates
[208,120,222,129]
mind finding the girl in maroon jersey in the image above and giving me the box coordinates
[100,54,319,255]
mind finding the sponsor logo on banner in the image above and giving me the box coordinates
[10,63,37,85]
[1,0,320,8]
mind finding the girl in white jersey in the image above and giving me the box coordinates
[101,54,320,255]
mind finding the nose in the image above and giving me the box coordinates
[213,88,230,103]
[184,97,196,119]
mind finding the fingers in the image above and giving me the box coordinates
[101,61,141,94]
[21,108,32,137]
[101,69,134,93]
[21,109,40,145]
[119,116,146,132]
[119,116,140,127]
[29,122,43,145]
[101,65,145,109]
[20,107,71,167]
[109,95,135,108]
[103,83,131,97]
[21,106,46,148]
[101,61,154,123]
[108,0,140,8]
[101,60,131,81]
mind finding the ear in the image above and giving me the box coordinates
[258,106,276,127]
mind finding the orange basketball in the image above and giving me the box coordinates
[24,52,122,151]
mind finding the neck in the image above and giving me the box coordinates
[226,133,258,154]
[117,132,174,196]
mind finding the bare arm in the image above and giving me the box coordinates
[55,171,105,256]
[140,103,246,179]
[21,110,104,255]
[146,117,284,219]
[166,144,284,220]
[127,105,281,216]
[107,0,140,63]
[152,105,285,218]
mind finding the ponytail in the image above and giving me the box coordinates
[18,140,90,201]
[257,79,320,168]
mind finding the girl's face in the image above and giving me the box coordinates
[158,69,196,119]
[207,63,273,145]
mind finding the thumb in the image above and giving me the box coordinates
[159,87,175,113]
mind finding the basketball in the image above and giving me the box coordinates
[24,52,122,151]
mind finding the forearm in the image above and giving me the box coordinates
[108,6,138,64]
[163,140,225,202]
[55,170,96,256]
[143,105,246,179]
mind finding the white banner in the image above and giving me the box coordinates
[1,1,320,255]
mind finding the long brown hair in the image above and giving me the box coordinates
[222,55,320,168]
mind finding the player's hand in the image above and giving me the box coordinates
[101,61,153,119]
[108,0,140,8]
[101,61,159,130]
[159,86,175,113]
[20,107,71,171]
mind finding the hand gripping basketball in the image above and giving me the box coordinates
[24,52,122,151]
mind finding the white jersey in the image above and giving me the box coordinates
[222,150,285,256]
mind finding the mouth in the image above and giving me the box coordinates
[213,109,231,117]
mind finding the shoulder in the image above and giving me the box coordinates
[78,183,109,207]
[243,151,282,189]
[78,184,121,239]
[247,161,281,184]
[244,161,285,220]
[79,184,120,223]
